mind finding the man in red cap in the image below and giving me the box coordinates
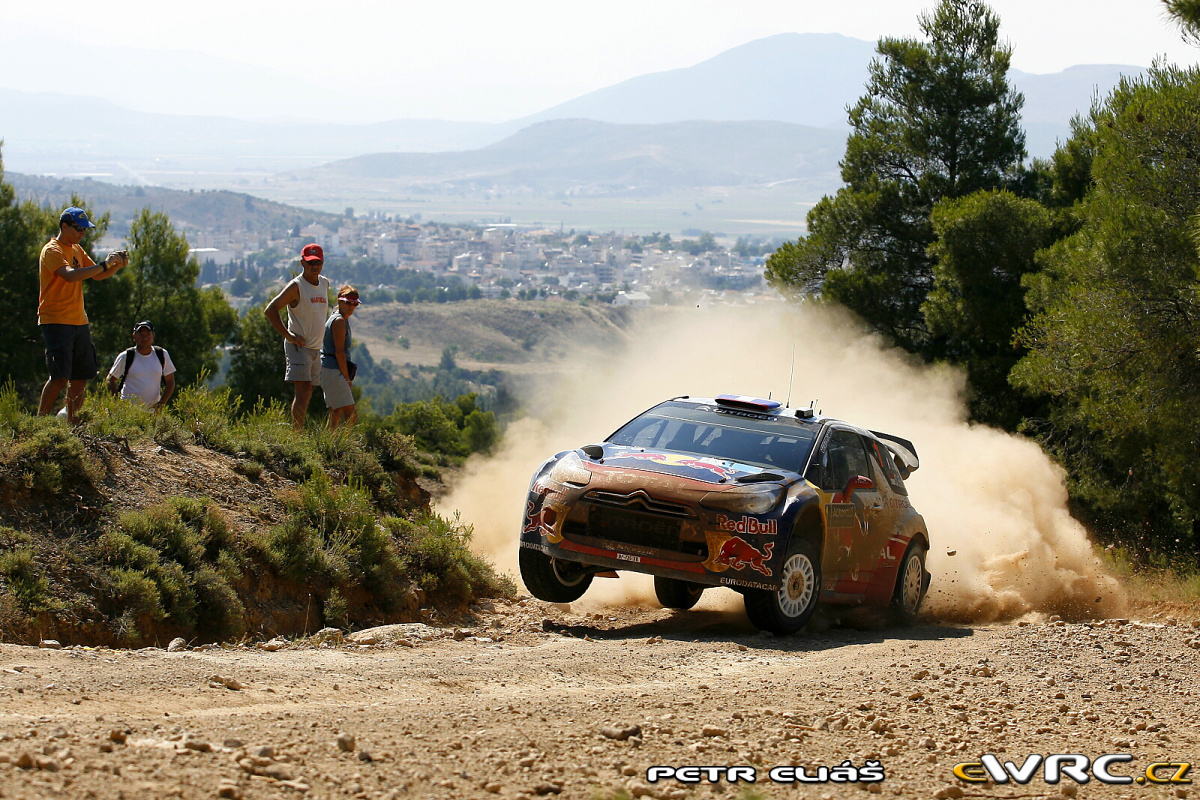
[37,206,129,424]
[265,243,332,429]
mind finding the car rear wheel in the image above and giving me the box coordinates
[891,541,927,624]
[654,576,705,610]
[743,537,820,634]
[519,547,594,603]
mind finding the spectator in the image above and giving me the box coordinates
[320,285,361,430]
[264,243,331,429]
[105,320,176,411]
[37,207,129,423]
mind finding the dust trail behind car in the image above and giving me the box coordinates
[439,302,1124,623]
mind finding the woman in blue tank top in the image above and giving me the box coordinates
[320,284,361,429]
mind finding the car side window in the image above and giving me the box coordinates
[866,438,908,496]
[812,429,872,492]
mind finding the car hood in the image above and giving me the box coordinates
[594,445,790,486]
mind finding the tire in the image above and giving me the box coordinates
[891,541,928,624]
[654,576,705,610]
[743,536,821,634]
[519,547,593,603]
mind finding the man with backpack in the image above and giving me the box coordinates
[105,320,176,411]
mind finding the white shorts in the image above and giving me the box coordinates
[284,342,322,384]
[321,367,354,409]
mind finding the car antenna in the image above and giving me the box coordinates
[784,345,796,408]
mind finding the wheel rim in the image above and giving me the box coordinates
[551,558,589,587]
[901,552,924,614]
[777,553,816,618]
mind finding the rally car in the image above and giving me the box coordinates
[518,394,931,634]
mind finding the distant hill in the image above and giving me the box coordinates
[516,33,877,130]
[0,33,1143,186]
[8,173,342,236]
[305,119,846,195]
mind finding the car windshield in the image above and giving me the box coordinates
[607,401,818,473]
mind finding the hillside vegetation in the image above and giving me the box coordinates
[0,386,513,648]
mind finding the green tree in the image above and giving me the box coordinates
[923,190,1053,427]
[765,0,1025,353]
[227,303,291,409]
[0,149,112,398]
[1165,0,1200,39]
[88,209,236,389]
[1012,64,1200,554]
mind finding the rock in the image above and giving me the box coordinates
[919,737,937,749]
[224,738,245,749]
[358,750,373,762]
[167,637,188,652]
[261,763,296,781]
[217,780,242,799]
[337,732,356,752]
[532,782,563,795]
[484,782,503,793]
[260,638,287,652]
[600,724,642,741]
[109,729,128,744]
[312,627,343,645]
[184,739,213,753]
[251,745,274,758]
[39,640,62,650]
[701,725,727,737]
[208,675,244,691]
[33,755,60,771]
[277,780,310,793]
[934,787,964,799]
[347,632,379,646]
[14,751,34,769]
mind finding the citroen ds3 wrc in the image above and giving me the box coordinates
[518,394,931,633]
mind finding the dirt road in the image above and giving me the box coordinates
[1,595,1198,800]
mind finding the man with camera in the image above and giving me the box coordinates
[37,207,129,424]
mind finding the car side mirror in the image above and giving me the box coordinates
[581,444,604,460]
[844,474,874,500]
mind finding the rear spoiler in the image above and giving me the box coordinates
[869,430,919,478]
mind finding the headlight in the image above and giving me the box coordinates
[700,484,783,515]
[548,451,592,487]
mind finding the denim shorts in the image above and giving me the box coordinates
[41,324,97,381]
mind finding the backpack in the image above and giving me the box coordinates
[115,346,166,393]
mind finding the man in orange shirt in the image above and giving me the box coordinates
[37,207,129,423]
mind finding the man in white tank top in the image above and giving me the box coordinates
[265,243,332,429]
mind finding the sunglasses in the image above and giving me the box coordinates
[338,296,361,306]
[67,223,88,233]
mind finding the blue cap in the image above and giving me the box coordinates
[60,207,95,229]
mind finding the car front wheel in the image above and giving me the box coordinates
[654,576,705,610]
[743,537,820,634]
[519,547,594,603]
[891,541,927,624]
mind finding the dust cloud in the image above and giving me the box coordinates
[438,301,1125,623]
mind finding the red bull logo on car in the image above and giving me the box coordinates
[716,514,778,535]
[712,537,774,576]
[611,452,738,481]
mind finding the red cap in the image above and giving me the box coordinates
[301,243,324,262]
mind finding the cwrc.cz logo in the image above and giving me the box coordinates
[954,754,1192,786]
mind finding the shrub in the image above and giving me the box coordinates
[386,513,514,606]
[0,546,53,613]
[96,498,250,640]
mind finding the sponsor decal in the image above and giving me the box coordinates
[647,760,884,785]
[720,576,775,591]
[522,495,564,543]
[826,503,859,529]
[519,540,552,555]
[711,536,774,576]
[615,552,642,562]
[612,452,738,480]
[716,514,778,536]
[953,754,1192,786]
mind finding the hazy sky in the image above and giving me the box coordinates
[6,0,1196,121]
